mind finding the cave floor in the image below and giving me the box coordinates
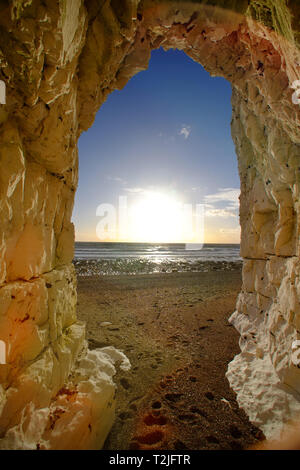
[76,269,264,450]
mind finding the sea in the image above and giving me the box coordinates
[74,242,242,276]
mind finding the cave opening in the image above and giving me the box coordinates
[73,47,246,450]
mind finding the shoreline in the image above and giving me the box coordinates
[74,259,242,277]
[76,269,264,450]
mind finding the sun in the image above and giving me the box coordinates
[128,191,191,243]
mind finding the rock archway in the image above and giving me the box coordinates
[0,0,299,449]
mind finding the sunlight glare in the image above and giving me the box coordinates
[129,191,186,243]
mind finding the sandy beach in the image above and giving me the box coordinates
[76,266,264,450]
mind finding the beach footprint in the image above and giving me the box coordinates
[129,409,170,450]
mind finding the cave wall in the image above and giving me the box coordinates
[0,0,299,449]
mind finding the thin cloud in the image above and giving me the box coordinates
[106,176,127,185]
[205,208,237,218]
[205,188,240,218]
[179,125,191,140]
[205,188,240,208]
[124,187,144,193]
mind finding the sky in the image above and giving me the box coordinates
[72,48,241,244]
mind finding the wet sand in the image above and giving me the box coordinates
[76,268,264,450]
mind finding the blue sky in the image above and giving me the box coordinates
[73,48,240,243]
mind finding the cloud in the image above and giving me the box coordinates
[205,208,237,218]
[124,187,145,193]
[106,176,127,184]
[179,125,191,140]
[205,188,240,208]
[205,188,240,218]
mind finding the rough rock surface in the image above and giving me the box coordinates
[0,0,299,448]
